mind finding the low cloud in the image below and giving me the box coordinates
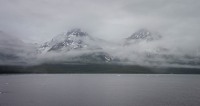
[0,31,38,65]
[0,0,200,67]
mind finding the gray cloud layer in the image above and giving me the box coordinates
[0,0,200,44]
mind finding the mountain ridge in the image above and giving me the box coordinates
[0,28,200,67]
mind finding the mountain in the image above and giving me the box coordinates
[0,31,38,65]
[0,31,25,65]
[123,29,200,66]
[38,28,113,63]
[125,29,162,45]
[62,52,113,63]
[123,29,165,53]
[127,29,162,41]
[39,28,102,53]
[0,28,199,67]
[37,28,199,66]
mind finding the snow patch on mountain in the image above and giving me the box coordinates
[39,28,101,54]
[37,28,113,63]
[125,29,162,45]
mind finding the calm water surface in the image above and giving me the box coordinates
[0,74,200,106]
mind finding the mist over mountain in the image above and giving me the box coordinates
[120,29,200,66]
[39,28,100,52]
[126,29,162,42]
[0,0,199,69]
[0,31,38,65]
[37,28,113,64]
[1,28,199,68]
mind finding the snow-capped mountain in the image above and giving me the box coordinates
[38,28,113,63]
[0,28,199,66]
[122,29,200,66]
[124,29,165,53]
[128,29,162,41]
[37,28,200,66]
[39,28,101,53]
[125,29,162,45]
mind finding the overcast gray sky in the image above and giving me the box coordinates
[0,0,200,43]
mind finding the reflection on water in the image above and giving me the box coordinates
[0,74,200,106]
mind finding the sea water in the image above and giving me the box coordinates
[0,74,200,106]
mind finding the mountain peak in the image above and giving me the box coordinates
[66,28,88,37]
[39,28,97,52]
[127,28,161,41]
